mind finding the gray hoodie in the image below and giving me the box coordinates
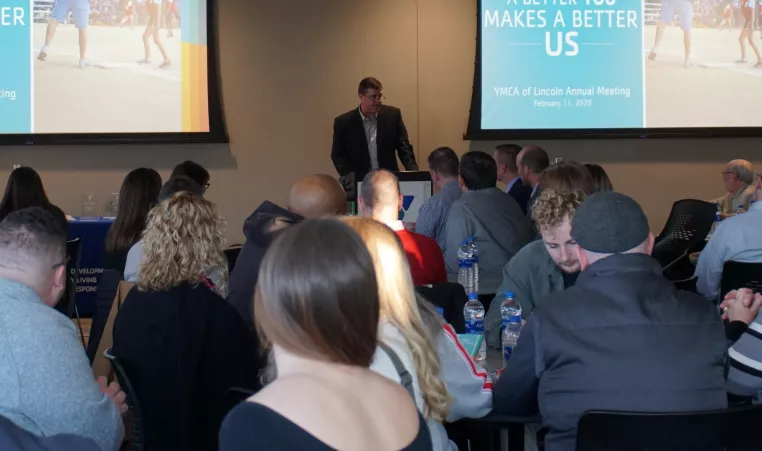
[444,188,532,289]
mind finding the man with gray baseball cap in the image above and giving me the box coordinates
[493,192,727,451]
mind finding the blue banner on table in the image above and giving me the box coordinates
[68,217,114,316]
[0,2,31,133]
[481,0,644,129]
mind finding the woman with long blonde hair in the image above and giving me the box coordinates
[113,192,261,451]
[343,217,493,451]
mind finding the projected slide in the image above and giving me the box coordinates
[481,0,762,129]
[0,0,210,134]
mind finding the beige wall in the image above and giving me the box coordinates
[2,0,758,242]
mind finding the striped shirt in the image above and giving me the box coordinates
[414,180,462,253]
[727,316,762,401]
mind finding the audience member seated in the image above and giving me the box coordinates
[123,175,204,283]
[485,190,585,348]
[171,160,211,193]
[538,161,596,195]
[0,208,125,451]
[0,167,67,232]
[103,168,162,275]
[219,218,431,451]
[585,163,613,192]
[113,193,261,451]
[494,143,532,214]
[444,151,531,285]
[695,175,762,300]
[345,217,491,451]
[493,192,728,451]
[0,414,100,451]
[227,174,346,329]
[722,289,762,402]
[360,170,447,286]
[516,145,550,213]
[415,147,462,252]
[712,159,754,217]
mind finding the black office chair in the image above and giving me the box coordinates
[223,245,242,274]
[104,347,145,451]
[416,283,468,333]
[652,199,716,281]
[62,238,85,347]
[576,405,762,451]
[720,261,762,301]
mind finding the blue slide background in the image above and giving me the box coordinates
[0,1,31,133]
[481,0,644,130]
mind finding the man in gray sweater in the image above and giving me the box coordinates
[444,151,532,292]
[0,208,125,450]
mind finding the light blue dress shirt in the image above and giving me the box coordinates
[695,201,762,300]
[504,176,520,194]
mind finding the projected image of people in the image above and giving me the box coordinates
[479,0,762,130]
[0,0,212,134]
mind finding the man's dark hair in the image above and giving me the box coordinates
[494,144,522,173]
[358,77,383,95]
[0,207,66,267]
[520,146,550,175]
[159,176,204,202]
[170,161,210,187]
[427,147,459,178]
[459,151,498,191]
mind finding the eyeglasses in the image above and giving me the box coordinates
[203,183,211,191]
[364,93,385,102]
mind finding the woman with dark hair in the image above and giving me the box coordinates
[0,167,66,231]
[103,168,162,274]
[220,218,430,451]
[585,163,614,192]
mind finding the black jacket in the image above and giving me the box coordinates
[330,105,418,182]
[227,201,302,330]
[493,254,728,451]
[507,181,532,215]
[112,282,262,451]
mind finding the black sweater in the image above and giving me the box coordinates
[112,282,263,451]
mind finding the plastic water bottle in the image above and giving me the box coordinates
[708,203,720,239]
[502,319,521,365]
[464,293,486,363]
[457,240,474,294]
[468,238,479,293]
[499,292,521,334]
[736,204,746,214]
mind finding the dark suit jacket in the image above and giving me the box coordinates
[508,181,532,215]
[331,105,418,183]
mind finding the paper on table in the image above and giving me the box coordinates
[456,334,484,358]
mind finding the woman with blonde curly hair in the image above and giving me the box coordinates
[112,192,261,451]
[343,217,493,451]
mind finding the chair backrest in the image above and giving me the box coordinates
[652,200,716,274]
[86,269,121,364]
[416,282,468,333]
[60,238,82,319]
[92,281,135,379]
[104,347,145,451]
[576,405,762,451]
[721,261,762,300]
[223,245,242,274]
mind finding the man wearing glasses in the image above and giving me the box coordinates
[712,159,755,218]
[331,77,418,197]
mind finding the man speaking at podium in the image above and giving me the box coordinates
[331,77,418,197]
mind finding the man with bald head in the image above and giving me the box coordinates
[712,159,755,217]
[228,174,346,329]
[360,170,447,286]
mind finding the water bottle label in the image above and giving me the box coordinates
[435,306,444,316]
[465,319,484,334]
[503,344,514,361]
